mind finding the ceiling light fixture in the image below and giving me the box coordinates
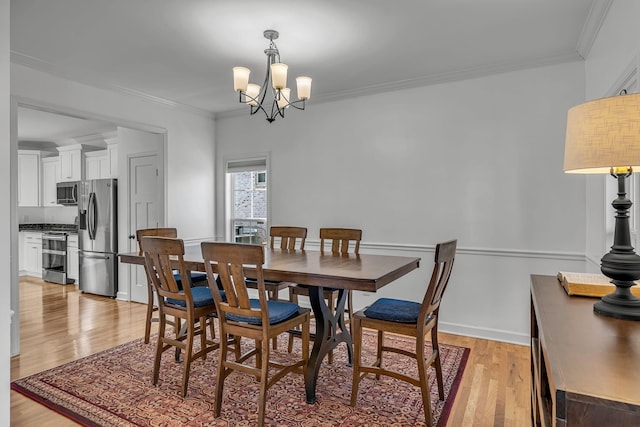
[233,30,312,123]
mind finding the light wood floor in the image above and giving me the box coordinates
[11,277,531,426]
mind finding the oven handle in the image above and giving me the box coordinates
[43,249,66,256]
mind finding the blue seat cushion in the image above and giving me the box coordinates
[173,272,208,284]
[226,299,300,325]
[364,298,421,323]
[166,286,224,308]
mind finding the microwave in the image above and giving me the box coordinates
[56,181,79,205]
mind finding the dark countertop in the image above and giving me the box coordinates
[19,223,78,233]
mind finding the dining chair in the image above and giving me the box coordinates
[246,226,307,349]
[136,227,208,344]
[288,227,362,363]
[201,241,310,427]
[350,239,457,426]
[140,236,236,397]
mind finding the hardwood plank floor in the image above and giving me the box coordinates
[11,277,531,426]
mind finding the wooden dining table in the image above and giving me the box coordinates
[119,245,421,404]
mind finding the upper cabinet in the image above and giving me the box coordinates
[107,140,118,178]
[85,150,109,180]
[18,150,41,207]
[85,142,118,180]
[57,144,83,182]
[41,157,61,206]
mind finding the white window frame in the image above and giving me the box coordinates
[224,154,270,243]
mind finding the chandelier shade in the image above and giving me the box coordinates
[232,30,311,123]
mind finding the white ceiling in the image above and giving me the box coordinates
[11,0,602,132]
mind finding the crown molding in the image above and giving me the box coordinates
[576,0,613,59]
[73,128,119,144]
[215,52,583,121]
[11,51,216,120]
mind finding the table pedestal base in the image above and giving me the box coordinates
[305,286,353,404]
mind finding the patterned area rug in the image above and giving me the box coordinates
[12,331,469,426]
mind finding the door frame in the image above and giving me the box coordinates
[10,96,167,356]
[124,150,165,303]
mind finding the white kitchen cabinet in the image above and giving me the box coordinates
[107,141,118,178]
[85,150,110,179]
[18,150,41,207]
[41,157,61,206]
[23,232,42,277]
[67,234,79,283]
[57,145,83,182]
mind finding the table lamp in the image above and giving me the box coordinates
[564,93,640,320]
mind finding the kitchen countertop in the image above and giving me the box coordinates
[19,223,78,233]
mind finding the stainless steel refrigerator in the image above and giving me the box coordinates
[78,178,118,297]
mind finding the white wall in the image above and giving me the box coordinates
[9,65,216,357]
[1,0,11,423]
[215,61,587,344]
[584,1,640,268]
[11,64,217,239]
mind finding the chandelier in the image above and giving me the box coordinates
[233,30,312,123]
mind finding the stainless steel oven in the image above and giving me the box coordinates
[42,232,73,284]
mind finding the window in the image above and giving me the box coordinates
[226,157,268,244]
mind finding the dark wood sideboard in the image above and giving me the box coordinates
[530,274,640,426]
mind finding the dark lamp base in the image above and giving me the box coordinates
[594,292,640,320]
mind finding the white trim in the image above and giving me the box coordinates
[606,54,639,96]
[303,240,585,262]
[216,53,584,121]
[10,53,215,120]
[576,0,614,59]
[183,237,224,248]
[439,321,529,347]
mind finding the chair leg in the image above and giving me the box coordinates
[349,315,362,406]
[271,289,279,350]
[287,288,299,353]
[144,282,154,344]
[431,326,445,400]
[180,319,195,397]
[416,334,433,427]
[257,339,270,427]
[152,313,166,385]
[233,335,241,360]
[214,328,228,417]
[375,330,383,380]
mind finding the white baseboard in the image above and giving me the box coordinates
[439,321,530,346]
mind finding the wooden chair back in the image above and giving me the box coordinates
[201,242,267,325]
[136,228,177,255]
[270,226,307,250]
[320,228,362,255]
[140,236,194,308]
[419,239,457,325]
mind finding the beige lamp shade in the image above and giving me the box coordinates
[564,93,640,174]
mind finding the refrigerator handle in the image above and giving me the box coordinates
[79,252,111,260]
[88,192,97,240]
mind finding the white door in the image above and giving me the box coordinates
[128,153,159,303]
